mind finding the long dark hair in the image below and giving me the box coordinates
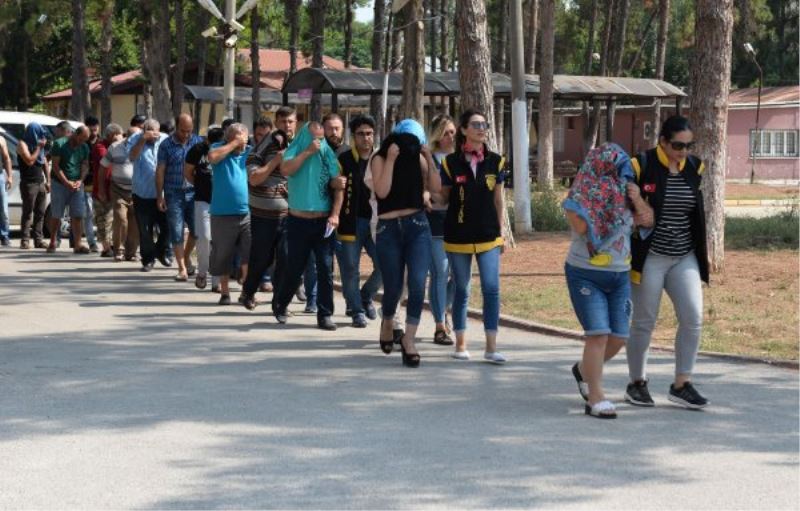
[659,115,692,142]
[454,108,486,154]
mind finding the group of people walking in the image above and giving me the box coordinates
[4,107,710,419]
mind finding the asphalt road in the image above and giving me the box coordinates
[0,248,798,510]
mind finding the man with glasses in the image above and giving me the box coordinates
[334,115,382,327]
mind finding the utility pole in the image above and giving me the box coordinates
[198,0,259,120]
[510,0,532,233]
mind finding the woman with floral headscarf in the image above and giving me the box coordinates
[369,119,441,367]
[563,143,653,419]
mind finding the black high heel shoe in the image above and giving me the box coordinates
[379,320,394,355]
[400,338,421,368]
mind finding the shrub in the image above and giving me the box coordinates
[531,185,569,232]
[725,209,799,250]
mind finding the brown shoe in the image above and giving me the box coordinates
[74,245,91,254]
[34,240,47,249]
[20,240,30,250]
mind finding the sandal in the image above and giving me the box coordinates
[572,363,590,401]
[174,272,188,282]
[433,329,454,346]
[585,400,617,419]
[379,320,394,355]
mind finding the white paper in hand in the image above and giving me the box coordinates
[324,222,335,238]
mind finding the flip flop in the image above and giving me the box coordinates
[585,400,617,419]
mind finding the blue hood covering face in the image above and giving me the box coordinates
[392,119,427,146]
[23,122,49,165]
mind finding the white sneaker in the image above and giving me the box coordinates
[451,350,471,361]
[484,351,507,364]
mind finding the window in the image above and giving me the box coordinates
[750,129,800,158]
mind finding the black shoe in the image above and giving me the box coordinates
[351,313,367,328]
[274,309,289,324]
[364,302,377,320]
[89,244,99,253]
[625,380,655,407]
[158,254,173,268]
[141,262,155,272]
[211,284,221,294]
[304,304,318,314]
[100,248,114,258]
[393,328,405,345]
[241,293,257,311]
[379,320,394,355]
[345,308,354,317]
[218,294,231,306]
[400,339,421,368]
[668,382,708,409]
[433,329,454,346]
[572,363,590,401]
[317,316,337,331]
[0,238,10,247]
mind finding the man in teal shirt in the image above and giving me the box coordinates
[48,126,90,253]
[270,121,344,330]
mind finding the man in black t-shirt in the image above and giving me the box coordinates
[184,127,225,290]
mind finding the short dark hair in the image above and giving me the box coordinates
[659,115,692,141]
[275,106,296,120]
[254,116,273,130]
[322,112,343,125]
[84,115,100,127]
[130,114,146,127]
[221,118,236,131]
[160,119,175,134]
[349,114,375,134]
[207,127,225,145]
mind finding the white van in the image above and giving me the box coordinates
[0,111,82,141]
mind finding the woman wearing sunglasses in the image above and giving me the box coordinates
[624,115,711,410]
[440,109,507,364]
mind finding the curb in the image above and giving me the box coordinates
[333,281,799,371]
[724,198,799,207]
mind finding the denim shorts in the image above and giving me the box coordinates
[564,263,632,339]
[165,189,196,244]
[50,181,85,219]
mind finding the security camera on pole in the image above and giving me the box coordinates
[197,0,260,120]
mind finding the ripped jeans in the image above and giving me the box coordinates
[564,263,631,339]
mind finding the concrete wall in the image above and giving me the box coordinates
[727,106,800,182]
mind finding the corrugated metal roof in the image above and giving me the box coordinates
[729,86,800,106]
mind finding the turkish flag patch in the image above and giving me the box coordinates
[455,175,467,184]
[643,183,656,193]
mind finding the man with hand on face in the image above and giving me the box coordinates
[270,121,344,331]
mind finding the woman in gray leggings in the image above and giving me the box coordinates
[625,116,710,410]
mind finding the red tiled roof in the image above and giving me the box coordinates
[729,85,800,106]
[43,70,143,100]
[236,48,351,73]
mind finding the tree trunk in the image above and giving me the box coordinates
[604,0,629,140]
[428,0,438,73]
[455,0,496,150]
[524,0,539,74]
[344,0,354,68]
[399,0,425,121]
[586,0,615,147]
[388,16,403,128]
[286,0,300,73]
[194,7,210,123]
[100,0,115,128]
[370,0,387,138]
[651,0,670,146]
[172,0,186,119]
[440,0,450,72]
[581,0,598,154]
[142,0,172,122]
[494,0,508,153]
[207,41,223,126]
[70,0,91,121]
[625,7,657,73]
[692,0,733,273]
[536,0,554,188]
[251,7,261,122]
[309,0,327,120]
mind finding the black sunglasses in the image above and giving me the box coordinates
[469,121,490,130]
[670,141,695,151]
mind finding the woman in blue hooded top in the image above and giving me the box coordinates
[369,119,442,367]
[16,122,51,248]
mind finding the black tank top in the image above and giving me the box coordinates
[374,133,424,215]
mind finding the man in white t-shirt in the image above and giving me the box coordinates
[101,126,140,261]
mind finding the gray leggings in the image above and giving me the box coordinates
[627,251,703,380]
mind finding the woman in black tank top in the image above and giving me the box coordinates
[369,119,441,368]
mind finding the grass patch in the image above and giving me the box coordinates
[725,211,799,250]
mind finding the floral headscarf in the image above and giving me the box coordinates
[562,143,634,252]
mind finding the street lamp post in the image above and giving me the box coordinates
[198,0,259,120]
[744,42,763,184]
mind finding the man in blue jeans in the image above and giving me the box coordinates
[271,121,344,331]
[334,115,382,328]
[156,113,204,281]
[0,134,12,246]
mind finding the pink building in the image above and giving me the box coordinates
[550,85,800,183]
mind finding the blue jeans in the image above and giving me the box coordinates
[565,262,632,338]
[272,215,335,318]
[243,215,287,297]
[375,210,432,325]
[0,172,9,241]
[83,192,96,246]
[449,247,501,333]
[133,194,170,267]
[335,217,383,315]
[304,252,318,307]
[429,237,454,323]
[165,188,195,245]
